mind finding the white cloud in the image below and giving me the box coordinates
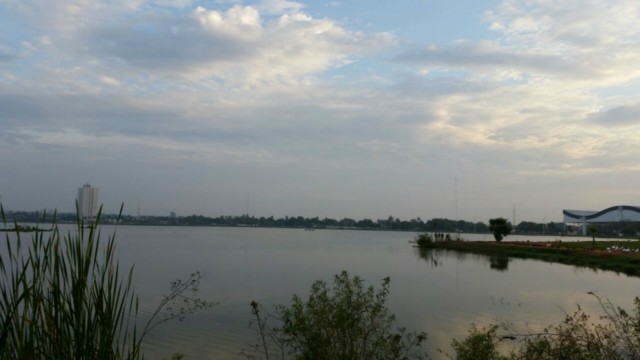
[393,0,640,182]
[61,3,395,85]
[194,5,263,39]
[393,0,640,90]
[3,0,640,219]
[258,0,304,14]
[98,76,120,86]
[486,0,640,84]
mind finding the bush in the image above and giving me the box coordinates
[449,293,640,360]
[248,271,427,360]
[510,294,640,360]
[450,325,507,360]
[416,233,434,248]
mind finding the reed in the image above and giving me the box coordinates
[0,204,213,359]
[0,203,143,359]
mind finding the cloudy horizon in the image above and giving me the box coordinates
[1,0,640,222]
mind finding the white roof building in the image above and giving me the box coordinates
[563,206,640,235]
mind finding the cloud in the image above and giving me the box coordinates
[486,0,640,47]
[484,0,640,85]
[84,7,259,71]
[396,40,587,78]
[258,0,304,14]
[395,0,640,87]
[3,0,640,220]
[79,4,394,84]
[590,104,640,127]
[0,92,187,137]
[7,127,274,165]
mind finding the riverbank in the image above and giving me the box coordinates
[420,239,640,276]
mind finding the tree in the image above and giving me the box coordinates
[588,224,598,245]
[488,218,512,242]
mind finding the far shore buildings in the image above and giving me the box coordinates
[563,205,640,235]
[77,183,99,219]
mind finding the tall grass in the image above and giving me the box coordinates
[0,204,213,359]
[0,204,143,359]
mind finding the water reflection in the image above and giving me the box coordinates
[417,248,510,272]
[416,247,442,268]
[489,256,510,271]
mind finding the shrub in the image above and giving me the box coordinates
[248,271,427,360]
[450,293,640,360]
[450,325,507,360]
[416,233,434,248]
[510,294,640,360]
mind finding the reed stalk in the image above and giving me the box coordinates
[0,203,214,360]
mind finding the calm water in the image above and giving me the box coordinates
[6,226,640,358]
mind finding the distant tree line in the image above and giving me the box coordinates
[117,214,491,233]
[3,210,489,232]
[7,209,638,236]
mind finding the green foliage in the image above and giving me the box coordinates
[0,204,214,360]
[588,224,598,245]
[448,293,640,360]
[416,233,434,248]
[450,325,507,360]
[489,218,512,242]
[510,294,640,360]
[0,206,142,359]
[248,271,427,360]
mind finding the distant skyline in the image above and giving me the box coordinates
[1,0,640,222]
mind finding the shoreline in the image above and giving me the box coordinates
[418,239,640,277]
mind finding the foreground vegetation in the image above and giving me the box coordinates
[452,294,640,360]
[246,271,640,360]
[246,271,428,360]
[417,238,640,277]
[0,206,213,359]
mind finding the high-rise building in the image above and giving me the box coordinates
[77,183,99,218]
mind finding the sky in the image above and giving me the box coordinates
[1,0,640,222]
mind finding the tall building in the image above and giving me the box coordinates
[77,183,99,218]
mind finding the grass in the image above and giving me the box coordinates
[418,239,640,277]
[0,204,143,359]
[0,204,214,359]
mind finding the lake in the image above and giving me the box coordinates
[7,225,640,358]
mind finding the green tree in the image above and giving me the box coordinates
[588,224,598,245]
[488,218,512,242]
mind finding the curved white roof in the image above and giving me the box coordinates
[563,206,640,223]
